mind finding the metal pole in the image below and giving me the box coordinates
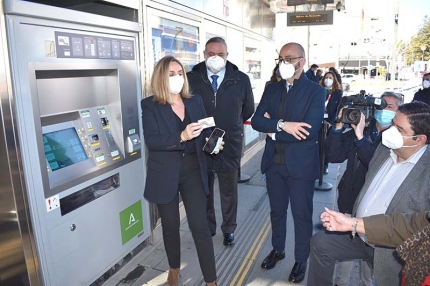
[315,121,333,191]
[390,0,399,90]
[308,25,311,67]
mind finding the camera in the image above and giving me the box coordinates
[337,90,387,125]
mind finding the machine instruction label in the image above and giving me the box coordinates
[55,31,135,60]
[46,194,60,212]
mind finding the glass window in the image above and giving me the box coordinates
[244,37,262,149]
[205,20,226,44]
[149,14,200,72]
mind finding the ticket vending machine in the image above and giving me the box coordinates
[3,1,149,285]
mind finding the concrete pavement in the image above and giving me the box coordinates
[102,142,358,286]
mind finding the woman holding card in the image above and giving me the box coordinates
[141,56,219,286]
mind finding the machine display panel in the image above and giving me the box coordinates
[43,127,88,171]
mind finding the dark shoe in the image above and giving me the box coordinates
[288,262,307,283]
[211,231,216,237]
[261,250,285,269]
[223,233,234,246]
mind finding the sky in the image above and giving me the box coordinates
[398,0,429,40]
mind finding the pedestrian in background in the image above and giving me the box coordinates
[306,63,319,82]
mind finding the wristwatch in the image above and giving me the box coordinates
[277,120,285,131]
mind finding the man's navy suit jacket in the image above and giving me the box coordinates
[141,94,211,204]
[251,74,325,181]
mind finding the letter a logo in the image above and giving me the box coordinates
[129,213,136,225]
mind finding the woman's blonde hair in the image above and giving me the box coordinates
[150,56,192,104]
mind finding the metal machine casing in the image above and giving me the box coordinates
[3,1,149,285]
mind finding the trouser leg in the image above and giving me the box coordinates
[180,154,217,283]
[359,259,374,286]
[218,170,238,234]
[265,164,290,252]
[288,178,315,262]
[157,194,181,269]
[307,231,374,286]
[334,260,354,286]
[206,172,216,234]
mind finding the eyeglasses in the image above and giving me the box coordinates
[275,57,303,65]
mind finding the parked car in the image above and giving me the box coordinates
[341,73,357,84]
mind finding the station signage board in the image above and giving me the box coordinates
[287,11,334,26]
[287,0,334,5]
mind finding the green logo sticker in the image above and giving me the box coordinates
[119,200,143,245]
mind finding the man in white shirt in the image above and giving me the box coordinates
[307,101,430,286]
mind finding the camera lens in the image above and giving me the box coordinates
[342,109,361,125]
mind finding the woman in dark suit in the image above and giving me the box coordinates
[141,56,218,286]
[320,71,343,174]
[319,71,343,126]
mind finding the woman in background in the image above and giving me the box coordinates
[141,56,218,286]
[266,62,282,86]
[320,71,343,175]
[320,71,343,126]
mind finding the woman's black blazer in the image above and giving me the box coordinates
[141,94,210,204]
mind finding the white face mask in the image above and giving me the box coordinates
[382,126,418,149]
[205,56,226,74]
[423,80,430,89]
[279,60,300,80]
[169,75,184,94]
[324,78,333,87]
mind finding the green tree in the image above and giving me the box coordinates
[397,40,410,65]
[405,16,430,64]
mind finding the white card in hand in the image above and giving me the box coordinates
[198,117,215,129]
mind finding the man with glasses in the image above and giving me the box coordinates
[252,42,325,283]
[308,101,430,286]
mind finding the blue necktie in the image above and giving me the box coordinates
[211,75,219,93]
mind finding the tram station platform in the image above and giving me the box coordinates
[103,142,354,286]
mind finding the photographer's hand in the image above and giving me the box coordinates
[282,122,311,140]
[351,113,366,140]
[335,107,346,130]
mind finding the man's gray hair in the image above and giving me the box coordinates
[381,91,403,106]
[205,37,227,50]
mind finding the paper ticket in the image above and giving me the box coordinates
[198,117,215,129]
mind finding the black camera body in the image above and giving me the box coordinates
[338,90,387,125]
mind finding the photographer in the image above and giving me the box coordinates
[324,91,403,286]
